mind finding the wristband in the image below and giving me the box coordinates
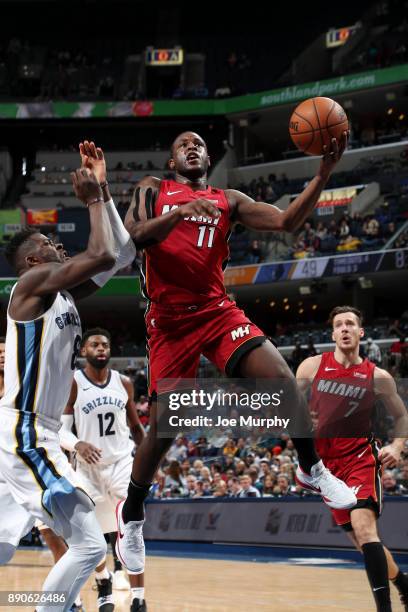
[86,196,104,206]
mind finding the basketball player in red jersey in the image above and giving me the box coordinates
[297,305,408,612]
[94,130,358,573]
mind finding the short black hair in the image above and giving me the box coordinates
[4,227,39,270]
[0,337,5,343]
[329,305,363,327]
[81,327,111,347]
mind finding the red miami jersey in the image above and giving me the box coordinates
[310,352,376,459]
[141,179,231,305]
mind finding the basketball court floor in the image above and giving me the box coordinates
[2,546,407,611]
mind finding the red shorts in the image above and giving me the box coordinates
[322,439,383,529]
[145,297,266,396]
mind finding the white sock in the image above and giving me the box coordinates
[74,595,82,606]
[95,567,110,580]
[131,587,145,601]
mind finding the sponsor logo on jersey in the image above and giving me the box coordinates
[231,324,250,341]
[81,395,126,414]
[353,371,367,379]
[55,311,81,330]
[317,379,367,400]
[351,484,362,495]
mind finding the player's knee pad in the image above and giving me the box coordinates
[0,542,16,565]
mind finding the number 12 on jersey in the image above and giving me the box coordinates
[197,226,215,248]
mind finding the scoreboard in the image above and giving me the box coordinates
[145,47,184,66]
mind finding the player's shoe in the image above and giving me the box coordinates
[69,604,86,612]
[295,460,357,509]
[112,569,130,590]
[96,571,114,611]
[115,500,145,575]
[131,598,147,612]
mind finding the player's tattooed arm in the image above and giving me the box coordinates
[296,355,322,426]
[121,375,146,445]
[374,368,408,467]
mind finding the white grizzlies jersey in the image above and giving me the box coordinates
[73,369,134,465]
[0,284,81,431]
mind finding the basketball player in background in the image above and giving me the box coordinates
[60,328,146,612]
[110,129,357,575]
[297,306,408,612]
[0,159,136,610]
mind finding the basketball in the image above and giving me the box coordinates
[289,97,349,156]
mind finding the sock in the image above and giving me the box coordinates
[362,543,392,612]
[95,567,110,581]
[74,595,82,606]
[291,438,320,474]
[131,587,145,601]
[122,478,151,523]
[392,570,408,595]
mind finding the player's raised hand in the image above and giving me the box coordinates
[319,130,349,177]
[179,199,221,219]
[79,140,107,184]
[75,440,102,464]
[71,168,103,205]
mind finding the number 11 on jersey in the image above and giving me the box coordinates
[197,226,215,248]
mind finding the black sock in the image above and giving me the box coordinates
[392,570,408,595]
[362,542,392,612]
[122,477,151,523]
[109,532,122,572]
[291,438,320,474]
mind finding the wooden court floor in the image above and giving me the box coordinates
[1,549,404,611]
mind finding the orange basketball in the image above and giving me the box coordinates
[289,97,349,156]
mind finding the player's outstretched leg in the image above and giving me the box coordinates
[37,488,107,612]
[238,340,356,510]
[116,400,173,578]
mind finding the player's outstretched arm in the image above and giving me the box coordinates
[227,133,347,233]
[374,368,408,468]
[124,176,220,247]
[69,141,136,300]
[15,170,115,303]
[121,374,146,445]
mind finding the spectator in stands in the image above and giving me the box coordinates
[187,440,199,457]
[396,463,408,489]
[223,438,238,457]
[193,480,205,498]
[237,474,261,497]
[304,337,317,358]
[202,480,212,497]
[389,319,405,341]
[261,474,277,496]
[192,459,204,476]
[166,436,188,462]
[164,460,186,496]
[366,337,382,366]
[185,475,197,498]
[195,436,208,456]
[180,459,192,478]
[213,481,228,498]
[200,466,211,481]
[228,476,242,497]
[382,471,405,496]
[281,438,297,460]
[273,473,296,497]
[248,240,263,264]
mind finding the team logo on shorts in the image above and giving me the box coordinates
[230,324,250,341]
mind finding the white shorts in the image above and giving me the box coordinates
[75,453,133,534]
[0,408,81,535]
[0,474,35,546]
